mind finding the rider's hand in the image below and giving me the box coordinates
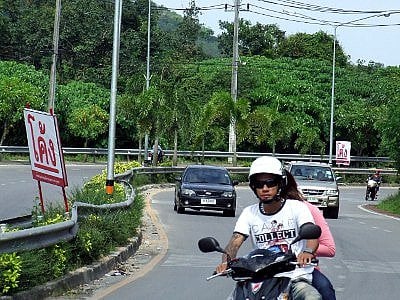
[216,262,228,273]
[297,251,314,267]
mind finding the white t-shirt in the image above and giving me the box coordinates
[234,199,315,279]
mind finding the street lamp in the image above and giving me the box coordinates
[328,12,392,165]
[229,0,240,166]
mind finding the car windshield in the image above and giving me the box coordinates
[291,166,334,182]
[184,169,231,185]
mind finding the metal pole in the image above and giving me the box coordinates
[144,0,151,162]
[106,0,122,194]
[146,0,151,91]
[329,26,337,165]
[328,13,391,165]
[48,0,61,112]
[229,0,240,166]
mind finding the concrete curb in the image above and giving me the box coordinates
[1,233,142,300]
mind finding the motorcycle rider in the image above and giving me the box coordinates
[216,156,322,300]
[366,170,382,200]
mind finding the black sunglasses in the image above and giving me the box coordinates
[253,179,279,189]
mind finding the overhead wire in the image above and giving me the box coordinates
[154,1,400,28]
[255,0,400,15]
[249,2,400,28]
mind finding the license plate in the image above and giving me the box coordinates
[201,198,216,205]
[307,197,319,203]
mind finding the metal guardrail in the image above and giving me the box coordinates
[0,171,136,254]
[0,146,394,164]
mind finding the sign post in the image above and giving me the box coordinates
[24,108,68,213]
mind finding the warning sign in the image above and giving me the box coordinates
[24,108,68,187]
[336,141,351,166]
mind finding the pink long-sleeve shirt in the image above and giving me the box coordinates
[304,201,336,257]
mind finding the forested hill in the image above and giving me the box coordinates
[0,0,400,169]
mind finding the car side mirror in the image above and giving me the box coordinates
[175,176,182,182]
[232,180,239,186]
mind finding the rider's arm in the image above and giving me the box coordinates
[216,232,246,273]
[224,232,246,259]
[297,238,319,266]
[305,201,336,257]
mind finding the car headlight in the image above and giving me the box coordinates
[325,189,338,196]
[181,188,196,197]
[222,191,233,198]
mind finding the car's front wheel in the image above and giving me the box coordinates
[176,201,185,214]
[223,209,236,217]
[324,207,339,219]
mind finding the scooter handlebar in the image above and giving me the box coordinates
[206,269,231,281]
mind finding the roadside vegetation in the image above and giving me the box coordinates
[377,193,400,215]
[0,162,144,296]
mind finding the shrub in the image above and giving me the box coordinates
[1,161,144,295]
[0,253,22,294]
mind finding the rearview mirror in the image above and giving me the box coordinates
[198,237,226,254]
[290,223,321,245]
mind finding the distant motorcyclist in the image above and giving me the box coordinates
[148,145,164,164]
[365,171,382,200]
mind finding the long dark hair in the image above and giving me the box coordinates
[280,170,305,201]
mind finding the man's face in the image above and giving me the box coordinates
[253,173,279,201]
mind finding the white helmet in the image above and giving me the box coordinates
[249,156,284,179]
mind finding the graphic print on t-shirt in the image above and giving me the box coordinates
[253,219,297,252]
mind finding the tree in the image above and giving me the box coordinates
[0,61,47,145]
[246,105,294,154]
[57,81,110,146]
[278,31,349,66]
[197,91,249,155]
[0,77,43,145]
[67,104,108,148]
[123,86,165,165]
[218,19,285,58]
[172,0,208,61]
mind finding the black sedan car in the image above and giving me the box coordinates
[174,165,239,217]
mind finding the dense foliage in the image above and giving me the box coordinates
[1,1,400,169]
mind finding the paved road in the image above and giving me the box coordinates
[97,186,400,300]
[0,163,106,221]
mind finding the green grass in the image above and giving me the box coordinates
[377,191,400,215]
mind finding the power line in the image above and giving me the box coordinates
[248,4,400,28]
[255,0,400,15]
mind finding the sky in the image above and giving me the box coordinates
[154,0,400,66]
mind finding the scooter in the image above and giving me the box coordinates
[365,179,379,201]
[198,223,321,300]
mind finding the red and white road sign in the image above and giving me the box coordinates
[336,141,351,166]
[24,108,68,187]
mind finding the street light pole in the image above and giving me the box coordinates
[229,0,240,166]
[328,26,337,165]
[328,12,392,165]
[144,0,151,163]
[105,0,122,195]
[48,0,61,113]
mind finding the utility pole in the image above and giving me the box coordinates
[144,0,151,164]
[229,0,240,166]
[48,0,61,112]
